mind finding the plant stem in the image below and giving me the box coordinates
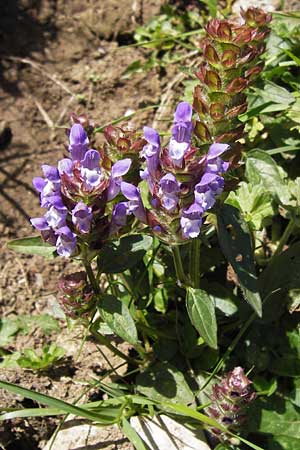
[172,246,188,286]
[84,260,100,295]
[189,238,201,289]
[91,328,137,366]
[272,219,295,260]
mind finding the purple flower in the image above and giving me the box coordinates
[168,101,193,168]
[194,172,225,211]
[107,158,132,201]
[168,139,190,168]
[110,201,128,235]
[30,217,50,231]
[68,124,89,161]
[206,143,230,174]
[180,203,203,238]
[41,165,60,182]
[80,150,102,189]
[141,127,161,177]
[121,182,147,223]
[55,226,77,257]
[72,202,93,234]
[44,204,67,229]
[172,102,193,143]
[158,173,180,212]
[32,175,61,208]
[58,158,73,176]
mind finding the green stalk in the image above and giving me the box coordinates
[272,219,295,260]
[83,260,100,295]
[172,246,188,286]
[91,328,137,366]
[189,238,201,289]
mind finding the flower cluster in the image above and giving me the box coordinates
[135,102,229,242]
[58,271,94,318]
[31,123,132,256]
[207,367,256,444]
[193,7,271,147]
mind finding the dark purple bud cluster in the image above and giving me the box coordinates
[207,367,256,444]
[31,124,133,256]
[58,272,94,319]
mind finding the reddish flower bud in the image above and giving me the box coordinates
[226,102,247,119]
[221,49,239,68]
[194,121,211,142]
[241,7,272,27]
[210,103,225,121]
[205,70,222,90]
[226,77,248,94]
[245,65,263,80]
[218,21,232,41]
[193,86,209,117]
[202,40,219,65]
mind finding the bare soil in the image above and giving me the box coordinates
[0,1,171,448]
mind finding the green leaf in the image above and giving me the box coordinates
[259,242,300,306]
[136,362,194,405]
[7,236,56,258]
[217,204,262,317]
[186,287,218,349]
[97,235,153,273]
[246,396,300,450]
[98,295,138,345]
[226,182,273,230]
[0,380,119,424]
[121,417,149,450]
[246,150,289,203]
[0,318,20,346]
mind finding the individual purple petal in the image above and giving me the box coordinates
[141,127,161,177]
[161,194,179,211]
[107,158,132,201]
[180,216,202,239]
[207,143,230,159]
[110,202,128,235]
[111,158,132,178]
[158,173,180,212]
[55,226,77,257]
[42,165,60,182]
[41,194,64,209]
[121,182,147,223]
[159,173,180,195]
[198,172,224,194]
[44,205,67,229]
[182,202,203,219]
[168,138,189,168]
[174,102,193,123]
[172,102,193,143]
[71,202,93,234]
[140,168,155,194]
[207,143,230,174]
[80,150,102,188]
[143,126,160,149]
[68,124,89,161]
[30,217,49,230]
[81,150,100,170]
[32,177,46,192]
[58,158,73,176]
[180,203,203,238]
[194,188,216,211]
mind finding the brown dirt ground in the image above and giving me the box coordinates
[0,1,177,448]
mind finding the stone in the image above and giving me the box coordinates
[130,414,211,450]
